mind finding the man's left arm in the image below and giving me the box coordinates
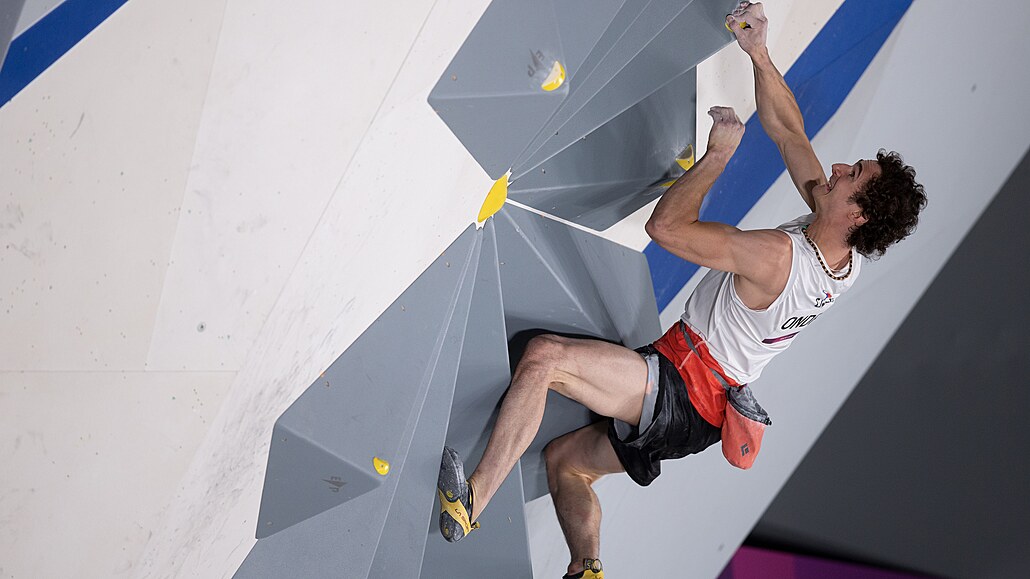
[646,107,789,288]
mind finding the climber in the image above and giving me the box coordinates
[437,3,927,578]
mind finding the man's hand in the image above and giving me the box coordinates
[727,1,768,57]
[706,106,745,160]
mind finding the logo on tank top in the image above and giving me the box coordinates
[814,290,835,308]
[762,313,823,343]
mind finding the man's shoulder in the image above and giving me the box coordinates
[774,212,816,231]
[732,228,793,290]
[737,227,793,256]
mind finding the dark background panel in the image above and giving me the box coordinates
[752,148,1030,579]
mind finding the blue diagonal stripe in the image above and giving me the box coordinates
[646,0,913,312]
[0,0,129,108]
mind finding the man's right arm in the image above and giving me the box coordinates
[728,2,827,211]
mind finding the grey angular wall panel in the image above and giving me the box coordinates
[497,209,617,339]
[428,93,565,180]
[236,313,474,578]
[248,224,479,539]
[439,220,511,466]
[512,0,697,171]
[431,0,734,229]
[555,0,663,106]
[421,460,533,578]
[420,220,534,578]
[493,204,661,499]
[512,0,736,180]
[255,421,381,537]
[495,204,660,347]
[427,0,568,179]
[550,0,628,82]
[0,0,27,70]
[237,339,472,578]
[237,226,482,577]
[508,69,697,230]
[366,261,482,577]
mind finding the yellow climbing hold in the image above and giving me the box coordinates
[676,144,695,172]
[541,60,566,92]
[478,173,509,222]
[373,456,390,476]
[725,19,749,32]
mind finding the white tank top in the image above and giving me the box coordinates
[680,213,862,384]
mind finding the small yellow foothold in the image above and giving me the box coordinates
[373,456,390,476]
[660,179,677,188]
[478,173,509,223]
[541,60,566,92]
[676,144,695,172]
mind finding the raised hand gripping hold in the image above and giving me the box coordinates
[726,1,769,57]
[706,106,745,160]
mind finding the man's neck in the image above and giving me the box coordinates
[807,215,852,269]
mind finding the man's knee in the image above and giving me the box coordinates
[524,334,566,363]
[544,432,599,482]
[518,334,568,387]
[543,436,564,469]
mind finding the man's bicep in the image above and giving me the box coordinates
[649,221,742,273]
[650,223,786,283]
[778,135,825,212]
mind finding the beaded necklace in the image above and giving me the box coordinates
[801,224,853,281]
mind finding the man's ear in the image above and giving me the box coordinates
[851,209,867,227]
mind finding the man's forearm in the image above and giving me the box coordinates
[646,149,732,232]
[751,47,805,142]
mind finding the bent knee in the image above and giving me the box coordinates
[519,334,571,386]
[544,433,602,482]
[524,334,567,363]
[543,436,564,468]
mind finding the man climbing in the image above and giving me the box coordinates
[437,3,927,577]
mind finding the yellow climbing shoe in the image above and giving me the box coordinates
[437,446,479,542]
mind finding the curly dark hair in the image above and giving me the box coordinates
[846,149,927,258]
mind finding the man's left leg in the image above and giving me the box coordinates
[544,420,625,578]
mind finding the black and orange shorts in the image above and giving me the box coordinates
[606,343,722,487]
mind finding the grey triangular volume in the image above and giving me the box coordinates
[419,218,533,578]
[497,0,634,178]
[508,69,696,230]
[494,204,661,500]
[427,0,566,179]
[513,0,733,178]
[549,0,628,86]
[553,0,651,106]
[366,221,510,577]
[367,235,490,577]
[496,203,659,341]
[420,460,532,578]
[236,225,482,577]
[513,0,693,171]
[250,224,481,543]
[0,0,27,72]
[441,218,511,463]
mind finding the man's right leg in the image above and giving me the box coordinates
[464,334,648,523]
[544,420,625,577]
